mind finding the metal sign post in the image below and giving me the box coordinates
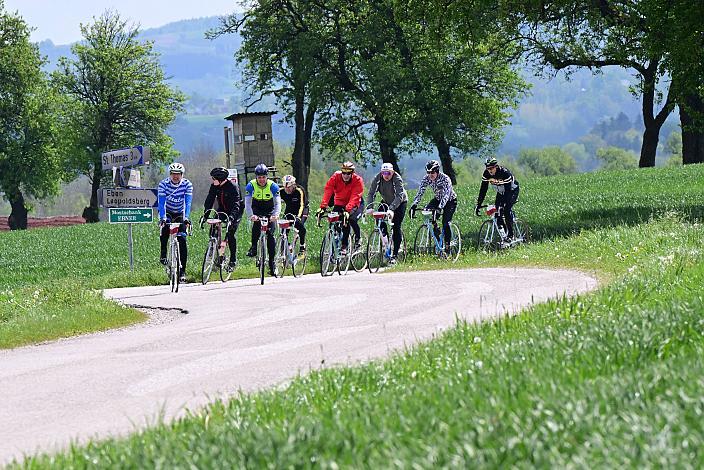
[108,208,154,271]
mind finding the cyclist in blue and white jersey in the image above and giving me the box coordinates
[245,163,281,276]
[409,160,458,253]
[158,162,193,282]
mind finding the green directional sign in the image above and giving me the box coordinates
[108,208,154,224]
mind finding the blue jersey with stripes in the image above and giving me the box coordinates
[158,177,193,219]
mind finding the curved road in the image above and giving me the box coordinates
[0,267,596,464]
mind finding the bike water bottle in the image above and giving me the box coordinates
[498,226,507,239]
[382,234,388,247]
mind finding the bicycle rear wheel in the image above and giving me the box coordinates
[274,236,286,278]
[413,224,431,256]
[448,222,462,262]
[350,231,367,272]
[170,240,180,292]
[201,238,217,285]
[395,229,407,263]
[367,229,383,273]
[513,219,531,244]
[477,219,500,251]
[258,238,266,285]
[292,233,306,278]
[320,231,335,276]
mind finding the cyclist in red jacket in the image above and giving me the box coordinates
[316,161,364,255]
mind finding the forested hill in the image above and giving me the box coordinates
[37,16,662,154]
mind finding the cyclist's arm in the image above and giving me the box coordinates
[477,179,489,206]
[345,177,364,212]
[412,176,429,207]
[271,183,281,217]
[366,174,379,205]
[157,180,167,220]
[437,174,452,209]
[297,187,307,219]
[389,174,407,211]
[230,184,242,218]
[244,182,254,217]
[204,184,216,211]
[184,180,193,219]
[320,174,335,208]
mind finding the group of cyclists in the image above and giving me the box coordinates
[156,156,520,282]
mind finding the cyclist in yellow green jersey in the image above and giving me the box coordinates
[244,164,281,276]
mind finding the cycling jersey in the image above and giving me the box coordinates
[367,172,408,211]
[158,177,193,220]
[280,184,309,219]
[245,179,281,217]
[204,180,242,219]
[476,166,519,206]
[412,172,456,209]
[320,171,364,212]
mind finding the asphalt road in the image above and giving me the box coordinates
[0,267,597,464]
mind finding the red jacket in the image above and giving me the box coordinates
[321,171,364,212]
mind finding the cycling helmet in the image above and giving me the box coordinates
[210,167,229,182]
[485,157,498,167]
[254,163,269,176]
[168,162,185,174]
[282,175,296,187]
[425,160,440,173]
[341,161,356,173]
[380,162,394,172]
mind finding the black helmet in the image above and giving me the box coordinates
[210,167,229,182]
[485,157,498,167]
[254,163,269,176]
[425,160,440,173]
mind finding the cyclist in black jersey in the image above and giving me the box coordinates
[280,175,309,254]
[475,157,520,242]
[204,167,243,270]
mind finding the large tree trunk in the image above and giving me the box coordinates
[302,103,316,191]
[434,134,456,184]
[83,162,102,223]
[681,93,704,164]
[376,118,399,172]
[639,63,674,167]
[291,89,307,188]
[8,191,28,230]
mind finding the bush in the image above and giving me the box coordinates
[596,146,639,171]
[517,146,578,176]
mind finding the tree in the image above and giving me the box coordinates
[52,11,185,222]
[596,146,639,171]
[517,147,577,176]
[510,0,676,168]
[0,2,64,229]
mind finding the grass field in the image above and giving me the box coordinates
[4,164,704,466]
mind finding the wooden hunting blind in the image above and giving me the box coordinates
[224,111,277,185]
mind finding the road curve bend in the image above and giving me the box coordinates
[0,267,596,464]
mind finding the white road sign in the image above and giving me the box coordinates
[101,146,150,171]
[100,188,158,208]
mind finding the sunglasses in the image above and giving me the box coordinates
[381,171,392,176]
[341,170,354,175]
[426,170,437,174]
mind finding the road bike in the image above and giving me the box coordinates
[252,215,274,285]
[364,202,406,273]
[476,204,530,251]
[162,216,192,292]
[273,213,307,278]
[199,209,235,285]
[411,208,461,262]
[317,210,351,276]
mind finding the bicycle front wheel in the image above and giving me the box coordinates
[413,224,431,256]
[258,238,266,285]
[448,222,462,262]
[170,240,180,292]
[274,236,286,278]
[367,229,383,273]
[201,238,217,285]
[477,219,500,251]
[350,231,367,272]
[292,233,306,278]
[320,230,335,277]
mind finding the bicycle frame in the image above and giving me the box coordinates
[201,209,232,284]
[365,202,400,267]
[317,210,348,276]
[421,210,446,254]
[163,216,190,292]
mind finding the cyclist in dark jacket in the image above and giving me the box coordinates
[204,167,243,269]
[475,157,520,241]
[366,162,408,263]
[280,175,309,253]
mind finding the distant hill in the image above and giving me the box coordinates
[37,16,672,157]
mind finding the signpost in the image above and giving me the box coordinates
[108,208,154,270]
[101,146,150,171]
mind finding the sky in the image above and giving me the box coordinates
[3,0,239,44]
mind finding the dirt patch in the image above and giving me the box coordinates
[0,216,85,231]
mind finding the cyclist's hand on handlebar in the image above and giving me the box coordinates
[159,218,167,227]
[271,214,279,222]
[315,207,325,217]
[387,209,394,219]
[249,215,259,222]
[342,211,350,223]
[475,204,481,216]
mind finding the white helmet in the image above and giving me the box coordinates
[282,174,296,187]
[380,162,394,172]
[168,162,185,174]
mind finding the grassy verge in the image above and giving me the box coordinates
[15,214,704,467]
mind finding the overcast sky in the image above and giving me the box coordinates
[4,0,239,44]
